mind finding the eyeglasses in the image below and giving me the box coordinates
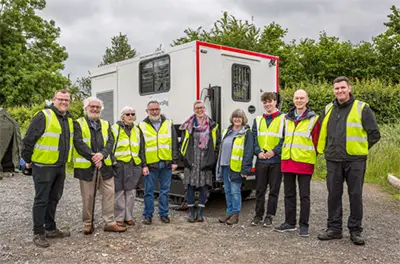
[55,98,70,103]
[88,105,101,109]
[148,108,160,112]
[125,113,135,116]
[194,106,205,110]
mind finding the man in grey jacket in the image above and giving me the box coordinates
[317,76,380,245]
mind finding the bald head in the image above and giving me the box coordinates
[293,89,309,112]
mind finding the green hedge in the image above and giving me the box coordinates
[6,100,83,136]
[280,80,400,124]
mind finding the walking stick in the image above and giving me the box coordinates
[91,167,99,229]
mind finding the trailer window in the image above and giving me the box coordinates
[139,55,170,95]
[232,64,251,102]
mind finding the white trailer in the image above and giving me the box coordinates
[90,40,279,204]
[90,40,279,129]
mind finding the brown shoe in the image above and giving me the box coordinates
[116,221,126,227]
[83,225,93,235]
[226,214,239,225]
[218,214,232,223]
[104,224,127,232]
[125,220,135,226]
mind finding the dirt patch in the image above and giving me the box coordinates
[0,174,399,264]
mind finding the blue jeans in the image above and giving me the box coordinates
[186,185,208,207]
[222,166,242,214]
[143,163,172,217]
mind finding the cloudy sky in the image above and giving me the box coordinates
[39,0,398,82]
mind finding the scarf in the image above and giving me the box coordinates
[179,115,211,149]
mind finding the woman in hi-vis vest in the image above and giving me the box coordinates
[215,109,254,225]
[179,100,220,223]
[111,106,145,227]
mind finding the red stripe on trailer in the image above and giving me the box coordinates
[195,41,279,99]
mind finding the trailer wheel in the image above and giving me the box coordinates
[136,189,144,198]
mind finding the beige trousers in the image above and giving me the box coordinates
[79,170,116,227]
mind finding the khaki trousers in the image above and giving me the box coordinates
[79,170,116,227]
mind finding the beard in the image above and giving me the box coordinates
[149,114,161,122]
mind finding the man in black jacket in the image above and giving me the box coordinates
[73,97,126,234]
[317,76,380,245]
[22,90,73,248]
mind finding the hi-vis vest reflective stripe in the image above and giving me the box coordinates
[317,100,368,155]
[73,118,112,169]
[139,120,173,164]
[180,124,219,156]
[32,109,74,164]
[256,114,285,151]
[112,124,141,165]
[282,116,318,165]
[221,128,246,172]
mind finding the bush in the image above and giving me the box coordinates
[6,100,83,136]
[280,79,400,124]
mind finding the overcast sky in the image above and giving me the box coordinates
[39,0,398,83]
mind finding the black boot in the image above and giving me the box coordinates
[197,207,204,222]
[187,207,196,223]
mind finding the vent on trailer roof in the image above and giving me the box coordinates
[97,91,114,124]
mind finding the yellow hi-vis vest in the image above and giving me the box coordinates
[112,124,141,165]
[31,109,74,164]
[255,114,285,151]
[139,120,173,164]
[282,116,319,165]
[317,100,368,155]
[180,124,219,156]
[73,118,112,169]
[221,128,247,172]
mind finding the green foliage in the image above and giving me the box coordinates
[279,80,400,124]
[173,6,400,86]
[0,0,69,107]
[7,100,83,136]
[99,32,136,66]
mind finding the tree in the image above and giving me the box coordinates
[0,0,69,106]
[99,32,136,66]
[373,5,400,82]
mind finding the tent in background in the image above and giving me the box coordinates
[0,108,21,172]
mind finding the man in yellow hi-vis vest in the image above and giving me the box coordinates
[22,90,73,248]
[139,100,178,225]
[317,76,380,246]
[73,97,126,234]
[250,92,285,228]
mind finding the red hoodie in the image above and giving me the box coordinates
[281,108,321,175]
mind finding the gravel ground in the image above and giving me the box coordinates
[0,173,399,264]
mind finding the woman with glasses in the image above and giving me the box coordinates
[111,106,145,227]
[216,109,254,225]
[180,100,220,222]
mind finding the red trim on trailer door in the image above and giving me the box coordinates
[195,41,279,99]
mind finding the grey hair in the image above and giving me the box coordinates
[147,100,159,108]
[193,100,204,108]
[229,108,248,126]
[83,97,104,113]
[120,106,136,121]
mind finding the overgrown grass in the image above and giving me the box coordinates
[313,124,400,199]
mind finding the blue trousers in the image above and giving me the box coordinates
[142,163,172,217]
[222,166,242,214]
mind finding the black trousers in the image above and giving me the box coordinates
[32,165,66,235]
[255,162,282,218]
[326,160,366,233]
[283,173,311,227]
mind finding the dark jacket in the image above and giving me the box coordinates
[216,125,254,183]
[73,116,114,181]
[252,111,284,164]
[112,121,145,191]
[180,117,221,171]
[320,94,381,162]
[141,115,179,170]
[22,105,72,166]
